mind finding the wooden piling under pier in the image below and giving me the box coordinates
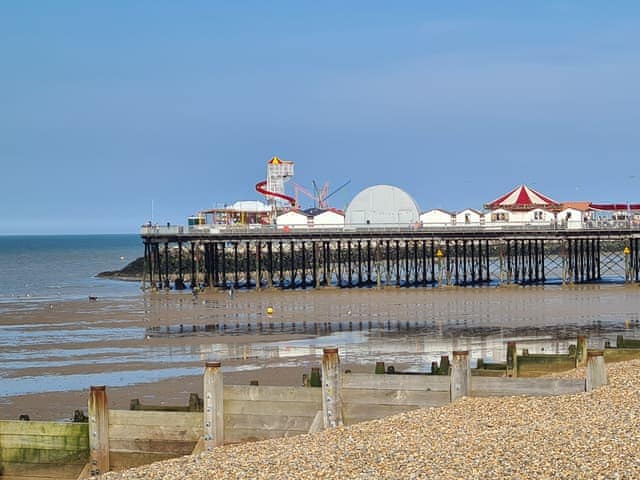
[141,228,640,290]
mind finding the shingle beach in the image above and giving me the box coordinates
[101,359,640,480]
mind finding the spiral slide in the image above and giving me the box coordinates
[256,180,297,207]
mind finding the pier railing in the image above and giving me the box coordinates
[141,220,640,237]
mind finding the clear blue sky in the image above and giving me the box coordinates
[2,1,639,234]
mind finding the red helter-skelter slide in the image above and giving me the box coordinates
[255,180,297,207]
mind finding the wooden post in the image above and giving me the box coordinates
[450,350,470,402]
[321,347,343,428]
[576,335,588,367]
[506,341,518,377]
[586,350,607,392]
[88,385,109,476]
[203,361,224,450]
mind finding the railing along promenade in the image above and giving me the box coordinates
[139,222,640,289]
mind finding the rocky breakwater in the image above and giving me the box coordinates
[99,359,640,479]
[97,256,145,281]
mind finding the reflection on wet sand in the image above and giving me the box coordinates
[1,285,640,418]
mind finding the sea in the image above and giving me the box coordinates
[0,234,143,303]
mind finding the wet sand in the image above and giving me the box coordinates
[2,285,640,420]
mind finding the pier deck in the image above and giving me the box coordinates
[140,225,640,289]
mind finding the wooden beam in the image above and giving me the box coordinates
[506,341,517,377]
[76,462,92,480]
[450,350,470,402]
[191,437,205,456]
[586,350,607,392]
[342,373,450,392]
[88,385,109,476]
[471,377,585,397]
[308,411,323,434]
[203,362,224,450]
[321,348,343,428]
[576,335,588,367]
[108,410,201,428]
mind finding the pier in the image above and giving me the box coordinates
[140,225,640,290]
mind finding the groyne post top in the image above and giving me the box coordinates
[586,350,607,392]
[88,385,109,476]
[451,350,470,402]
[506,341,518,377]
[576,335,588,367]
[204,362,224,450]
[322,347,343,429]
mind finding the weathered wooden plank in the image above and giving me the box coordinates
[108,410,201,428]
[516,355,575,377]
[0,447,88,464]
[224,414,312,432]
[88,385,109,476]
[343,374,450,392]
[0,433,88,450]
[191,437,205,455]
[321,347,343,428]
[343,403,425,423]
[109,452,177,471]
[0,462,85,477]
[109,438,196,455]
[308,411,323,434]
[451,351,471,401]
[342,389,450,406]
[586,350,607,392]
[0,421,88,436]
[604,348,640,363]
[108,424,201,442]
[0,476,63,480]
[76,462,92,480]
[223,428,305,444]
[224,385,322,403]
[224,400,320,417]
[471,377,585,397]
[203,361,224,450]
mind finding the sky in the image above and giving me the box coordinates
[1,1,640,234]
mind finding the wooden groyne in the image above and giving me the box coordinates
[3,338,639,478]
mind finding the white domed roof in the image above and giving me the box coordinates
[345,185,420,226]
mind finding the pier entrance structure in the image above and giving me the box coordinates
[140,226,640,290]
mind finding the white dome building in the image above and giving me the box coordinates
[345,185,421,227]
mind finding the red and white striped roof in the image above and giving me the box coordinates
[486,185,560,210]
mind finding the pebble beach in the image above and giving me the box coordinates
[101,359,640,480]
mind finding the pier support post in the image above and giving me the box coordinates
[321,347,343,428]
[450,350,470,402]
[88,386,110,476]
[586,350,607,392]
[204,361,224,450]
[576,335,588,367]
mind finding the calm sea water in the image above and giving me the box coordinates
[0,234,143,303]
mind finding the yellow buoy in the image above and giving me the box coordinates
[266,307,274,315]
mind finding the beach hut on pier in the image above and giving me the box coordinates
[455,208,484,226]
[420,209,454,227]
[558,202,591,229]
[484,185,561,225]
[304,208,345,227]
[276,209,309,228]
